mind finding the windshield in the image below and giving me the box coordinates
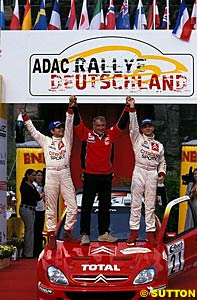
[56,206,146,242]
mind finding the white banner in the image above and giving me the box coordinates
[0,116,7,244]
[0,31,196,104]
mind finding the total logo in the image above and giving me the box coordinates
[81,264,120,272]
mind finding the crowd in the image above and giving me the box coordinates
[17,95,196,258]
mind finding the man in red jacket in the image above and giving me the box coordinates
[69,95,133,245]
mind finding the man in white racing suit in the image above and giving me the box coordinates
[126,97,166,246]
[20,101,78,243]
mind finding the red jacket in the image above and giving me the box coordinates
[73,106,131,175]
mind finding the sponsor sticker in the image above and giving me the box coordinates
[120,247,151,254]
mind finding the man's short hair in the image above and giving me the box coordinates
[93,116,106,125]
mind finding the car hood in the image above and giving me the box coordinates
[42,241,156,282]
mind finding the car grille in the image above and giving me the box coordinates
[73,274,128,284]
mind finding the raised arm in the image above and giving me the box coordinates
[64,96,76,153]
[116,96,135,130]
[68,95,89,140]
[18,108,46,147]
[127,98,141,145]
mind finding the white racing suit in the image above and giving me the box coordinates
[24,111,77,232]
[129,111,166,232]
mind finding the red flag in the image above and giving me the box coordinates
[191,0,197,29]
[10,0,20,29]
[79,0,89,30]
[147,0,160,30]
[105,0,116,29]
[65,0,77,30]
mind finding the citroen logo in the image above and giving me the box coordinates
[89,246,116,256]
[95,274,108,283]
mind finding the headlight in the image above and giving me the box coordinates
[133,267,155,285]
[47,266,69,285]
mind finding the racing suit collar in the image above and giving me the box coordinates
[143,133,155,140]
[52,136,62,141]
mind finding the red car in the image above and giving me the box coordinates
[37,187,197,300]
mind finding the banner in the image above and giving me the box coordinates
[0,104,7,244]
[0,31,196,104]
[180,142,197,197]
[16,146,45,215]
[16,145,63,222]
[179,141,197,232]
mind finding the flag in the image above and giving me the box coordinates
[22,0,32,30]
[65,0,77,29]
[116,0,130,29]
[147,0,160,29]
[133,0,147,30]
[161,5,169,29]
[10,0,20,30]
[105,0,116,29]
[34,0,48,30]
[172,0,192,41]
[48,0,61,30]
[161,1,170,30]
[78,0,89,30]
[191,0,197,30]
[0,0,5,30]
[90,0,105,29]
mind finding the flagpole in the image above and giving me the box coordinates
[166,0,169,30]
[139,0,142,29]
[153,0,156,30]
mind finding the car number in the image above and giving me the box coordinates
[167,240,185,275]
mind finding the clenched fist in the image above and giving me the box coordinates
[126,96,135,108]
[69,95,77,108]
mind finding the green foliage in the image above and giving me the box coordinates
[0,245,16,259]
[165,169,180,202]
[7,237,24,249]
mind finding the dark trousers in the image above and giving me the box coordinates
[19,206,35,258]
[34,210,45,257]
[80,173,113,236]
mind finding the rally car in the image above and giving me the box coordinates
[37,187,197,300]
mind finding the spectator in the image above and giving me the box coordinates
[185,168,197,227]
[19,169,40,258]
[17,104,78,243]
[126,97,166,246]
[33,170,45,257]
[69,95,132,245]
